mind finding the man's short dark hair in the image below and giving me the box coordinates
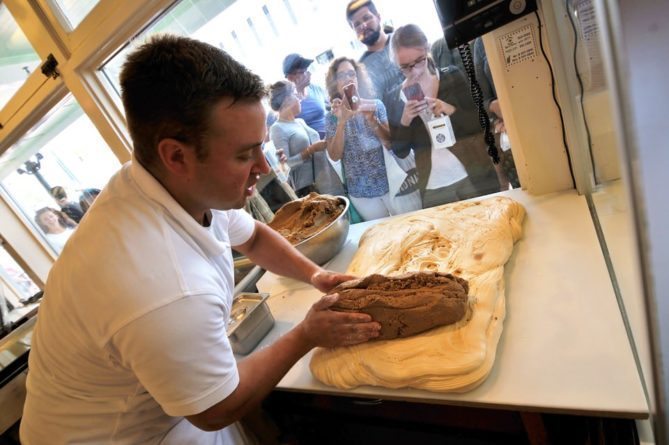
[345,0,379,22]
[120,34,266,169]
[50,186,67,200]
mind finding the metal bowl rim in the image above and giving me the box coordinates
[293,195,350,248]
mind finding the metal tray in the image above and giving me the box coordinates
[227,292,275,355]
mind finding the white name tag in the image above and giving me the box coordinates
[427,115,456,149]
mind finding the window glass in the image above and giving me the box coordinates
[101,0,518,223]
[101,0,443,97]
[46,0,101,30]
[0,244,40,334]
[0,94,121,255]
[0,4,41,111]
[565,0,620,185]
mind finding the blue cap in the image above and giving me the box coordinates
[282,53,313,76]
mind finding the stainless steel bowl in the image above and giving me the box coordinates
[234,196,351,269]
[294,196,350,265]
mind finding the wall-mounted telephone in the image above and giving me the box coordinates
[432,0,538,164]
[434,0,538,50]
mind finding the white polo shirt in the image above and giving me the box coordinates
[20,159,256,444]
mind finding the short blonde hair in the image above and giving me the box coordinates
[390,24,437,75]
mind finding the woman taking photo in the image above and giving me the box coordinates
[325,57,417,221]
[390,24,500,208]
[268,80,344,197]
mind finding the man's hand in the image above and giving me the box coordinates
[494,119,506,134]
[298,294,381,348]
[310,269,356,293]
[489,99,503,119]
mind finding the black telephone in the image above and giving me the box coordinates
[432,0,538,164]
[434,0,537,49]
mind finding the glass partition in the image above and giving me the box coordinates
[0,94,121,255]
[0,244,40,336]
[46,0,101,30]
[566,0,622,184]
[99,0,519,223]
[0,4,41,111]
[560,0,653,432]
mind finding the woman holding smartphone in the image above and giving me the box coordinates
[390,24,500,208]
[324,57,396,221]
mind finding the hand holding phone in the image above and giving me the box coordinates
[402,83,425,102]
[343,83,360,111]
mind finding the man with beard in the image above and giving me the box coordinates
[345,0,404,129]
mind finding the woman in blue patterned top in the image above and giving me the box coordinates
[324,57,395,221]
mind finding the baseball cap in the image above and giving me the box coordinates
[282,53,313,76]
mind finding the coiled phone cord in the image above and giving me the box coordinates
[457,43,501,164]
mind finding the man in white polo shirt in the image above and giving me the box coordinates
[20,35,381,445]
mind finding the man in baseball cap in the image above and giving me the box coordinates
[280,53,330,138]
[282,53,313,76]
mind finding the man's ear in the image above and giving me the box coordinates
[156,138,192,177]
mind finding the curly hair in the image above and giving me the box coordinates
[120,34,266,169]
[34,207,76,234]
[324,57,375,102]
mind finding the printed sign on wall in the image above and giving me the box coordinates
[499,24,537,68]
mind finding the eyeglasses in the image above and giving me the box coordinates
[335,70,357,81]
[352,14,375,31]
[399,55,427,74]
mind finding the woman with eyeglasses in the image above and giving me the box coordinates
[268,80,345,197]
[324,57,399,222]
[390,24,501,208]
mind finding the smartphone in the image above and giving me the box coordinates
[402,83,425,102]
[343,83,360,111]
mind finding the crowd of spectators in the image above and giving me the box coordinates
[265,0,519,222]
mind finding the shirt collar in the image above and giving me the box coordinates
[128,156,228,258]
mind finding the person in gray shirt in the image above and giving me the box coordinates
[268,80,345,197]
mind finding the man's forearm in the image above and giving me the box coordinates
[237,222,320,284]
[187,324,312,431]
